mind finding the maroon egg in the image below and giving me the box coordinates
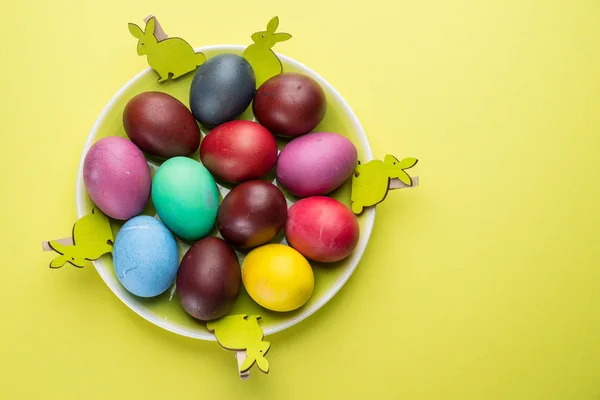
[217,180,288,248]
[176,237,241,321]
[253,73,327,137]
[123,91,201,158]
[199,120,278,183]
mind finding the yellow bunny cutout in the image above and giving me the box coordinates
[43,207,114,268]
[243,16,292,88]
[207,314,270,378]
[128,16,206,82]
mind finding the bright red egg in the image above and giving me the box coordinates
[199,120,278,184]
[285,196,359,263]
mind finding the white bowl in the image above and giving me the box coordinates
[76,44,375,341]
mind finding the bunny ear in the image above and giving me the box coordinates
[256,356,270,373]
[267,16,279,33]
[398,157,418,169]
[128,23,144,39]
[145,17,156,36]
[274,33,292,42]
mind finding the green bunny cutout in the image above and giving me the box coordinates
[128,17,206,82]
[243,16,292,88]
[351,155,419,214]
[207,314,270,375]
[47,208,114,268]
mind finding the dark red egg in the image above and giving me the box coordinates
[253,73,327,138]
[123,91,200,158]
[217,180,288,248]
[199,120,278,183]
[285,196,359,263]
[176,237,241,321]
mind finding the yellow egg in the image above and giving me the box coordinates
[242,244,315,312]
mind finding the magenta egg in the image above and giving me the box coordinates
[276,132,357,197]
[83,136,151,220]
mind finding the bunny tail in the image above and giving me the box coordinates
[195,52,206,66]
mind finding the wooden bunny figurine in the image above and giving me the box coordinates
[207,314,271,375]
[128,17,206,82]
[351,155,418,214]
[47,207,114,268]
[243,16,292,87]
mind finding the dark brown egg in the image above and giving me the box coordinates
[253,73,327,138]
[123,91,200,158]
[176,237,241,321]
[217,180,288,248]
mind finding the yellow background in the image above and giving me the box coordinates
[2,0,600,399]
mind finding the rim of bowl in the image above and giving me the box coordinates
[76,44,376,340]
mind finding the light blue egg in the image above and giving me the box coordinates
[113,215,179,297]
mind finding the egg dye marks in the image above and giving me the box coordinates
[177,237,241,321]
[189,53,256,128]
[123,91,201,158]
[253,72,326,137]
[242,244,314,312]
[199,120,278,184]
[113,216,179,298]
[152,157,219,241]
[285,196,360,263]
[217,180,288,249]
[276,132,358,197]
[83,136,151,220]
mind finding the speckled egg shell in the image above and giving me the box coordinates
[276,132,358,197]
[83,136,151,220]
[189,53,256,128]
[113,216,179,297]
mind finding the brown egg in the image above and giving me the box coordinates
[123,91,200,158]
[217,180,288,248]
[176,237,241,321]
[253,73,327,137]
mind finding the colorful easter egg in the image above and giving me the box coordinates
[199,120,278,183]
[122,91,201,158]
[176,237,241,321]
[189,53,256,128]
[113,216,179,297]
[276,132,357,197]
[152,157,219,241]
[83,136,151,220]
[242,244,314,312]
[285,196,359,263]
[217,180,288,248]
[253,72,326,137]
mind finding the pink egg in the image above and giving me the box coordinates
[83,136,151,220]
[285,196,360,263]
[276,132,358,197]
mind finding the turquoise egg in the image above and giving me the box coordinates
[152,156,219,240]
[113,215,179,297]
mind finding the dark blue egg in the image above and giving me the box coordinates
[189,53,256,128]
